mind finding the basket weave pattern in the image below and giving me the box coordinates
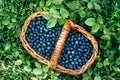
[20,11,98,75]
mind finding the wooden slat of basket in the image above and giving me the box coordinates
[48,20,72,69]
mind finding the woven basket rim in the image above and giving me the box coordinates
[20,11,98,75]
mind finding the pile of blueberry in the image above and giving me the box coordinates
[25,16,62,60]
[58,30,93,70]
[25,16,93,70]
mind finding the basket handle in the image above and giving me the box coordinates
[48,20,73,69]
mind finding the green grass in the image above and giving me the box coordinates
[0,0,120,80]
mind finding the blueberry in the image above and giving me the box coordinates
[80,45,84,49]
[71,51,75,55]
[71,62,75,65]
[75,41,79,44]
[67,51,71,54]
[58,74,63,80]
[65,64,68,68]
[42,43,46,47]
[78,59,81,62]
[69,55,72,58]
[69,58,72,62]
[69,64,73,69]
[63,57,66,61]
[47,46,51,50]
[65,60,69,63]
[76,55,80,59]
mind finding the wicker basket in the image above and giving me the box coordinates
[20,11,98,75]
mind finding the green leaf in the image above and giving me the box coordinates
[87,68,93,76]
[47,19,57,28]
[96,62,103,68]
[52,0,63,4]
[54,71,60,76]
[116,57,120,65]
[4,42,11,51]
[94,2,101,11]
[51,75,58,80]
[2,17,10,26]
[15,60,22,65]
[42,65,49,72]
[69,12,76,20]
[8,23,16,29]
[60,8,69,18]
[40,73,47,79]
[82,0,89,2]
[96,55,102,61]
[54,4,64,9]
[43,6,49,11]
[12,49,19,58]
[94,75,102,80]
[46,0,51,6]
[24,58,31,66]
[29,3,34,9]
[103,58,110,66]
[39,0,45,7]
[48,70,54,75]
[97,15,103,24]
[112,66,120,72]
[31,77,38,80]
[87,2,93,9]
[33,68,42,75]
[101,35,111,40]
[82,73,89,80]
[0,10,7,16]
[114,10,120,19]
[109,50,116,61]
[103,27,111,35]
[104,41,111,49]
[35,62,41,68]
[110,20,119,27]
[58,18,66,25]
[42,13,52,20]
[50,8,60,18]
[85,18,96,26]
[91,23,99,33]
[99,24,104,31]
[65,1,80,10]
[79,9,86,18]
[24,65,32,72]
[11,18,17,23]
